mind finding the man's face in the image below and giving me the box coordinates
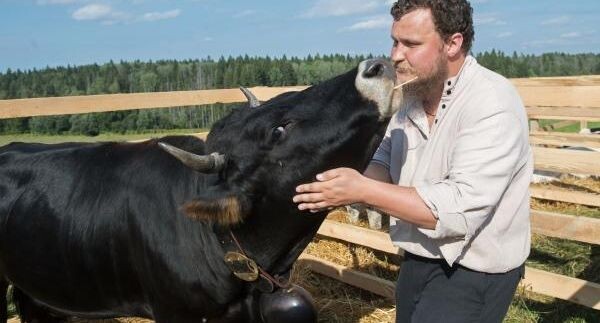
[390,8,449,96]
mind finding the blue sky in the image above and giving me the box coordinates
[1,0,599,72]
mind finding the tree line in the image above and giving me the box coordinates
[1,51,599,135]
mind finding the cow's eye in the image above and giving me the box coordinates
[272,126,287,142]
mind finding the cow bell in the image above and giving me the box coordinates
[258,284,317,323]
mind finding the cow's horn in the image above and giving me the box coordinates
[159,142,225,173]
[240,87,260,108]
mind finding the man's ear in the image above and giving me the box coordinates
[182,187,250,226]
[446,32,464,58]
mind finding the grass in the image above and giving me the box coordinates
[0,129,208,147]
[537,120,600,133]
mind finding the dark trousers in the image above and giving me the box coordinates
[395,253,524,323]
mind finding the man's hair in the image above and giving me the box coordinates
[390,0,474,53]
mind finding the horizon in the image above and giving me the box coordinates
[2,50,600,75]
[1,0,599,73]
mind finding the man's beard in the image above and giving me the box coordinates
[403,54,449,99]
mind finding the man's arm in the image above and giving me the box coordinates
[363,162,392,183]
[293,166,437,229]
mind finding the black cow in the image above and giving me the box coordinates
[0,59,400,323]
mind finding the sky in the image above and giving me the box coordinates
[1,0,599,72]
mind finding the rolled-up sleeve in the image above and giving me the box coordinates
[371,124,392,169]
[415,108,525,264]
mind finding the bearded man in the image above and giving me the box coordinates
[293,1,533,322]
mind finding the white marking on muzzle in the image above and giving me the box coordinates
[355,59,404,119]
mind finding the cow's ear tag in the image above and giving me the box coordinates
[224,251,259,282]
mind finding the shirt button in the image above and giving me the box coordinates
[435,119,438,124]
[446,90,451,95]
[442,104,446,109]
[447,81,451,86]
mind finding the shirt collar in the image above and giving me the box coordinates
[442,55,474,100]
[404,55,476,137]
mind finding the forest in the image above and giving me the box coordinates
[1,51,599,135]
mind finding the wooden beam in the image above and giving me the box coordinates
[319,211,600,254]
[518,86,600,108]
[298,255,600,310]
[511,75,600,87]
[297,254,396,299]
[2,84,599,120]
[530,131,600,149]
[521,266,600,310]
[0,86,308,119]
[533,146,600,176]
[526,106,600,121]
[530,187,600,208]
[530,210,600,245]
[318,219,403,256]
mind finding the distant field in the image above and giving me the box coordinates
[0,129,207,147]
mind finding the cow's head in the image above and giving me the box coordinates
[161,59,401,226]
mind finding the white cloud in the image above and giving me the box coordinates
[541,16,570,26]
[497,31,513,38]
[233,9,257,18]
[560,32,581,38]
[341,15,390,32]
[140,9,181,22]
[72,4,112,21]
[302,0,380,18]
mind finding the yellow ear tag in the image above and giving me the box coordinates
[224,251,259,282]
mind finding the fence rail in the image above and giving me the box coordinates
[306,219,600,310]
[1,75,599,311]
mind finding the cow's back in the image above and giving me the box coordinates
[0,136,229,318]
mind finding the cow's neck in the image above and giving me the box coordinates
[229,201,325,277]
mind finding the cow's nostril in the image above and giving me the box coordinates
[363,62,385,78]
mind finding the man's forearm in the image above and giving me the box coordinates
[361,163,437,229]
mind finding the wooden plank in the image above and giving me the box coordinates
[511,75,600,87]
[299,254,600,310]
[321,210,600,253]
[526,106,600,121]
[530,210,600,245]
[318,219,403,256]
[297,254,396,299]
[0,86,308,119]
[518,86,600,108]
[521,266,600,310]
[530,187,600,208]
[532,146,600,176]
[529,131,600,149]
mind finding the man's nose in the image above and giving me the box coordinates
[391,45,406,64]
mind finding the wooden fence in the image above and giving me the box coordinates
[1,75,599,311]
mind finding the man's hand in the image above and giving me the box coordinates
[293,167,366,212]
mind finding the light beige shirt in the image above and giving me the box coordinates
[372,56,532,273]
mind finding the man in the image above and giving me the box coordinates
[293,0,533,322]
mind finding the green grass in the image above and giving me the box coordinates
[537,120,600,133]
[0,129,208,147]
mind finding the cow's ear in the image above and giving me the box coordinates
[181,190,250,226]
